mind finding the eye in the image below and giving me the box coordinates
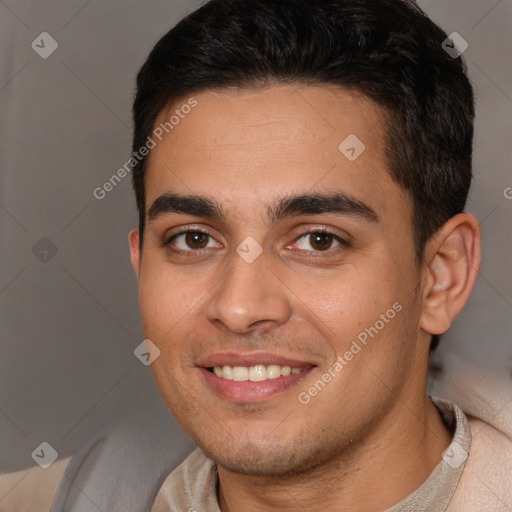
[292,229,348,252]
[164,228,348,258]
[167,231,219,252]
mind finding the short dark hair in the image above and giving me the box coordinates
[132,0,475,351]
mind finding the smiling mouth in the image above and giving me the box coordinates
[207,364,310,381]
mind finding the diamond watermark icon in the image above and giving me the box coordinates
[442,441,468,469]
[236,237,263,264]
[134,339,161,366]
[31,32,59,59]
[31,441,58,469]
[338,134,366,161]
[442,32,468,59]
[32,237,58,263]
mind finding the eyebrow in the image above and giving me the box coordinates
[147,191,379,224]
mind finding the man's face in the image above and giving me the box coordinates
[130,84,429,476]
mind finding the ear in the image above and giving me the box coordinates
[420,213,481,336]
[129,228,141,281]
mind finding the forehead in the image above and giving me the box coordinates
[144,84,410,224]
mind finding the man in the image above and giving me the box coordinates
[1,0,511,510]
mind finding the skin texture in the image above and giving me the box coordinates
[129,84,481,511]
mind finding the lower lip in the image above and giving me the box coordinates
[199,367,315,402]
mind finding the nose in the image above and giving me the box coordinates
[205,249,292,335]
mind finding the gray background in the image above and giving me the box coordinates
[0,0,510,472]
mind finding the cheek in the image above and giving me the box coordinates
[294,267,388,338]
[302,262,412,363]
[138,263,198,342]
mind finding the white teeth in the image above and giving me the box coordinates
[211,364,306,381]
[249,365,267,382]
[222,365,233,380]
[266,365,281,379]
[232,366,249,381]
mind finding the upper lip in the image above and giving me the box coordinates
[198,351,317,368]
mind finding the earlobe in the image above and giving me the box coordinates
[129,228,141,281]
[420,213,481,336]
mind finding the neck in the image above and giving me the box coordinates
[217,394,452,512]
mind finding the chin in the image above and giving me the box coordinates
[197,436,333,478]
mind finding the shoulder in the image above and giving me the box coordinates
[467,415,512,466]
[0,456,72,512]
[448,416,512,511]
[429,354,512,510]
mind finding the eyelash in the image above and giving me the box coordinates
[164,227,350,259]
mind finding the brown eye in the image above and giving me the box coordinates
[309,233,334,251]
[184,232,209,249]
[293,230,348,253]
[167,231,217,252]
